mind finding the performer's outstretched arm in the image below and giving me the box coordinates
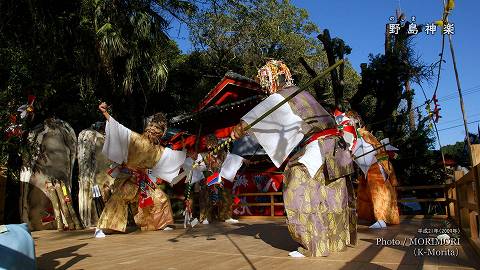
[98,102,110,120]
[98,102,132,164]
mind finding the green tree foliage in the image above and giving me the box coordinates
[190,0,321,77]
[0,0,195,222]
[0,0,196,138]
[441,133,480,168]
[345,16,440,185]
[181,0,360,107]
[391,111,445,186]
[350,17,431,136]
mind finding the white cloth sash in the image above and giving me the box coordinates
[241,93,304,168]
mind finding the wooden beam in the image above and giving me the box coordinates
[456,172,476,186]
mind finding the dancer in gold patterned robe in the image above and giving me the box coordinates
[95,102,186,236]
[231,60,355,257]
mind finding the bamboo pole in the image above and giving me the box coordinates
[443,2,480,239]
[441,2,474,167]
[448,33,473,167]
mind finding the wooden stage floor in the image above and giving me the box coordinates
[33,216,480,270]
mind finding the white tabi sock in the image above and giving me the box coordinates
[202,219,209,225]
[225,218,239,224]
[163,226,174,231]
[369,220,387,229]
[288,251,305,258]
[379,220,387,228]
[94,228,106,238]
[190,218,199,228]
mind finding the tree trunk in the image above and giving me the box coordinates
[298,57,326,100]
[317,29,345,108]
[405,80,416,130]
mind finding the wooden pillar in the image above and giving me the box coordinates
[471,145,480,236]
[454,170,465,227]
[270,195,274,217]
[444,186,450,218]
[469,211,478,240]
[472,145,480,166]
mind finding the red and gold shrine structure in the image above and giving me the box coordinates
[167,72,285,218]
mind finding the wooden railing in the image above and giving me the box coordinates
[236,192,284,218]
[446,164,480,254]
[395,184,449,217]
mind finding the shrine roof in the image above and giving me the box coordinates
[169,71,266,133]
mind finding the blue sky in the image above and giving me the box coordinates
[167,0,480,147]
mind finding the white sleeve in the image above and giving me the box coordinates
[298,140,324,178]
[220,153,244,182]
[241,93,304,168]
[352,138,377,175]
[181,156,206,184]
[102,116,131,164]
[191,154,207,183]
[151,148,187,183]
